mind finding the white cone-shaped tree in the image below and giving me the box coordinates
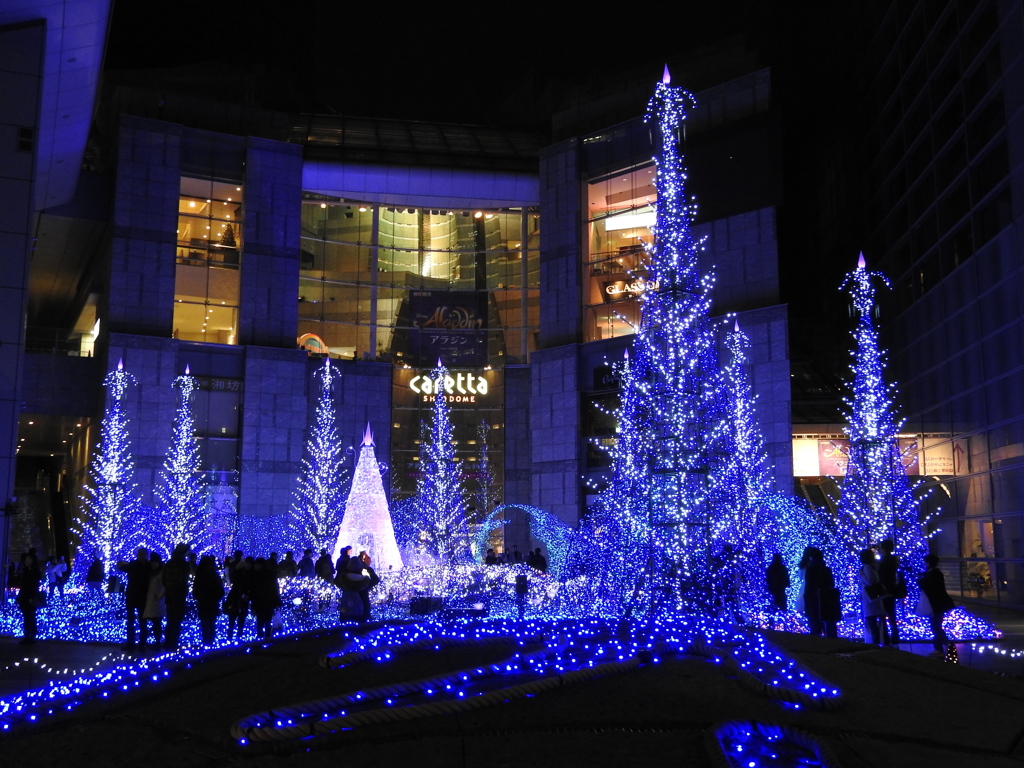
[333,424,403,570]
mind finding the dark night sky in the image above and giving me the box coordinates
[105,1,804,125]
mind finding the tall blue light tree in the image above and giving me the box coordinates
[711,321,773,545]
[837,254,930,572]
[153,366,206,555]
[710,320,839,615]
[473,420,500,557]
[415,360,469,562]
[77,360,142,572]
[289,358,347,553]
[703,320,779,610]
[588,71,833,618]
[616,68,729,611]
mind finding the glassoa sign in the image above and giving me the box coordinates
[410,372,489,403]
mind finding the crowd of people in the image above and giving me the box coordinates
[9,539,957,654]
[9,543,384,650]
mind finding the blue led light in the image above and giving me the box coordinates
[290,358,350,554]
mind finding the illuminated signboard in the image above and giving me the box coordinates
[600,277,658,303]
[409,372,491,403]
[605,278,658,297]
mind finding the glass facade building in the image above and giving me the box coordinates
[807,0,1024,605]
[583,164,658,342]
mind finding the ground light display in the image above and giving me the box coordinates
[0,74,1006,756]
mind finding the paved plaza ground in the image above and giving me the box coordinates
[1,603,1023,767]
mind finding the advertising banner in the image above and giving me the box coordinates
[409,291,487,367]
[815,437,920,476]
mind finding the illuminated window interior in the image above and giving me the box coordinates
[173,177,242,344]
[298,200,539,363]
[584,164,657,342]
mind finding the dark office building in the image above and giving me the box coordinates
[802,1,1024,606]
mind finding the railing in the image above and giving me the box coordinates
[23,328,94,357]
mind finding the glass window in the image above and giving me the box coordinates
[298,199,539,364]
[191,376,242,472]
[584,164,657,342]
[174,177,242,344]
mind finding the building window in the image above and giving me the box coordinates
[192,376,242,472]
[583,164,657,342]
[17,127,34,153]
[174,177,242,344]
[298,199,539,364]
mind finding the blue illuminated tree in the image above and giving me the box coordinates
[205,472,240,559]
[837,254,929,569]
[704,320,779,608]
[77,360,143,573]
[152,367,206,555]
[289,358,347,553]
[711,322,770,540]
[589,70,835,618]
[415,360,469,562]
[584,350,655,609]
[619,68,729,612]
[708,320,841,615]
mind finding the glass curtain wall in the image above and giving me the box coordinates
[584,164,657,342]
[174,177,242,344]
[298,199,540,364]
